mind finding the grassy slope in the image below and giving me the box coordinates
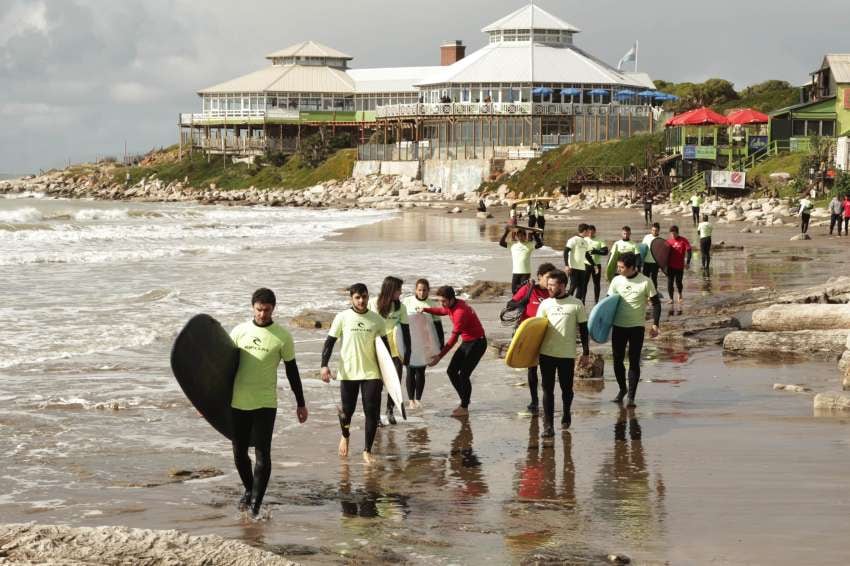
[480,132,664,196]
[110,148,356,191]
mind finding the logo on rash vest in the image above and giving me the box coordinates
[244,335,270,353]
[351,320,372,333]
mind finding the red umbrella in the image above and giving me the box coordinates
[665,108,698,127]
[676,107,729,126]
[726,108,769,125]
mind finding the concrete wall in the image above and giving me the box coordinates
[352,160,420,179]
[503,159,529,174]
[422,159,490,196]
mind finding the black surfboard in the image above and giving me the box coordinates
[171,314,240,441]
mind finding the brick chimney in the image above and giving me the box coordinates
[440,40,465,66]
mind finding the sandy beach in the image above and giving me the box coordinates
[2,202,850,565]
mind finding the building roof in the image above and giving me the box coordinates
[822,54,850,83]
[482,4,581,33]
[199,64,355,94]
[417,42,648,88]
[265,40,352,60]
[348,66,443,93]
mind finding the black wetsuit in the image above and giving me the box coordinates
[611,287,662,404]
[538,320,589,430]
[405,323,444,401]
[448,338,487,408]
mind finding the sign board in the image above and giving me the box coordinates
[710,170,746,189]
[748,136,769,153]
[683,145,717,160]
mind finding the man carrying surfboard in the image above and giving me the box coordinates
[500,226,544,293]
[609,253,661,407]
[641,223,662,292]
[565,224,595,304]
[536,270,590,437]
[229,288,308,519]
[584,225,608,304]
[402,279,445,410]
[321,284,391,465]
[511,262,557,416]
[422,286,487,417]
[665,226,692,305]
[369,276,411,425]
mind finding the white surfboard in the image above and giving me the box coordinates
[407,313,440,367]
[375,336,407,420]
[394,324,406,361]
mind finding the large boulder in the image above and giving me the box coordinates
[462,280,510,300]
[751,304,850,331]
[813,392,850,411]
[289,310,335,330]
[723,329,850,361]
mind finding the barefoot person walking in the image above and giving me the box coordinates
[230,288,308,518]
[608,253,661,407]
[402,279,445,410]
[641,223,662,292]
[422,286,487,417]
[536,270,590,437]
[369,276,411,425]
[321,284,390,465]
[665,226,692,304]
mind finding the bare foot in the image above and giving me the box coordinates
[408,400,416,410]
[362,451,375,465]
[677,297,684,304]
[415,400,422,409]
[451,406,469,418]
[338,436,349,457]
[667,299,675,305]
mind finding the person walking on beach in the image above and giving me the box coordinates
[527,200,538,229]
[608,253,661,406]
[612,226,639,255]
[843,195,850,236]
[230,288,308,518]
[321,284,389,465]
[829,194,844,236]
[585,225,608,303]
[509,204,518,227]
[697,215,713,270]
[565,224,594,304]
[643,191,654,225]
[690,193,703,227]
[422,286,487,417]
[500,226,544,293]
[798,195,814,234]
[369,276,411,425]
[402,279,445,410]
[511,262,557,415]
[535,200,547,232]
[665,226,691,304]
[641,223,662,292]
[536,270,590,437]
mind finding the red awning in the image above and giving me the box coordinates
[726,108,769,125]
[665,108,697,127]
[675,107,729,126]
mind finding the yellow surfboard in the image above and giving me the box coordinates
[504,317,549,369]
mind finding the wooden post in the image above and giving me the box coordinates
[178,114,183,160]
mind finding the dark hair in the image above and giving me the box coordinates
[652,222,660,230]
[702,214,709,221]
[670,225,680,235]
[618,252,638,269]
[349,283,368,296]
[377,276,403,318]
[622,225,631,232]
[251,288,276,306]
[435,286,456,301]
[547,270,568,286]
[415,278,430,290]
[578,223,589,232]
[537,262,557,276]
[588,224,596,231]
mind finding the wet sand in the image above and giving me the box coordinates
[3,207,850,565]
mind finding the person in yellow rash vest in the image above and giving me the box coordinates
[369,276,411,425]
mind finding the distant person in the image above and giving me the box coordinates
[564,223,594,304]
[500,226,544,293]
[844,195,850,236]
[584,224,608,303]
[798,196,814,234]
[535,200,547,232]
[511,263,557,416]
[829,194,844,236]
[422,286,487,417]
[690,192,703,227]
[608,253,661,407]
[368,276,411,425]
[697,214,713,270]
[643,191,654,225]
[478,199,488,213]
[641,223,662,292]
[527,200,538,228]
[230,288,308,519]
[665,226,692,304]
[508,204,518,227]
[321,284,389,465]
[402,279,445,410]
[536,270,590,436]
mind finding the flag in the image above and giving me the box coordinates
[618,42,637,71]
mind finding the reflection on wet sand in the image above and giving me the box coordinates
[338,463,409,520]
[515,418,576,509]
[592,408,666,548]
[448,418,489,502]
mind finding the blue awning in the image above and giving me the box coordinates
[654,92,679,101]
[532,87,553,95]
[638,90,657,97]
[560,87,581,96]
[588,88,610,96]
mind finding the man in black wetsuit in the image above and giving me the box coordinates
[229,288,308,519]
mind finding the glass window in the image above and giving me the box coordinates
[822,120,835,137]
[792,120,805,136]
[806,120,820,136]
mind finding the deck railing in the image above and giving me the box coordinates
[181,108,301,124]
[375,102,653,119]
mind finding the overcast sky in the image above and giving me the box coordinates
[1,0,848,174]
